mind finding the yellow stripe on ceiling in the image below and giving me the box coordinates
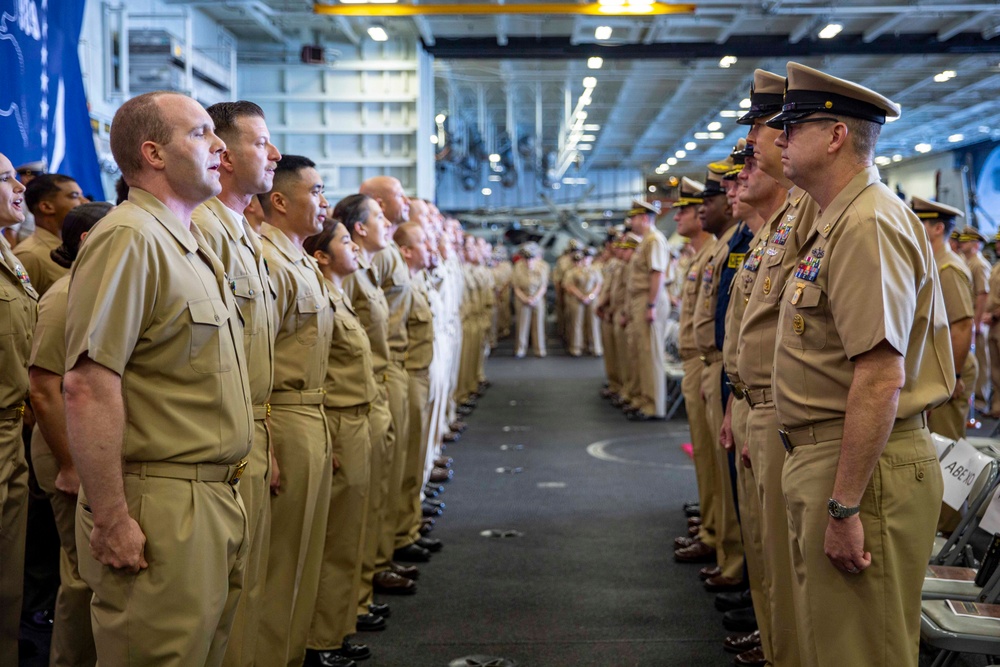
[314,3,696,17]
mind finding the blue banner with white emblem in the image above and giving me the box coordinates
[0,0,102,198]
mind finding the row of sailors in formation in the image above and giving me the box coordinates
[0,91,520,667]
[596,62,981,667]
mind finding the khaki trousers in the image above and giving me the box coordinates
[0,419,28,663]
[681,357,717,547]
[223,418,271,667]
[498,289,512,338]
[615,321,633,404]
[630,297,669,417]
[701,359,743,579]
[309,404,371,648]
[782,426,942,667]
[514,301,546,356]
[397,368,430,548]
[256,405,332,667]
[601,318,620,392]
[358,387,392,612]
[78,475,248,667]
[456,318,478,402]
[733,398,771,665]
[31,430,96,667]
[928,355,976,442]
[623,319,642,408]
[747,404,801,667]
[975,328,989,408]
[377,361,409,570]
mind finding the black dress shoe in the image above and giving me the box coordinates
[372,571,416,595]
[429,467,453,484]
[723,607,757,632]
[724,630,761,654]
[419,520,434,535]
[424,498,445,510]
[389,561,420,580]
[425,484,445,495]
[335,640,370,661]
[355,613,387,631]
[422,503,444,517]
[684,504,701,518]
[456,405,473,416]
[434,456,453,468]
[715,589,754,612]
[304,649,357,667]
[393,543,431,563]
[415,536,442,552]
[443,431,460,443]
[423,486,441,499]
[368,602,391,617]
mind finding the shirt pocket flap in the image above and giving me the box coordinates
[787,283,822,309]
[296,296,323,315]
[232,275,263,299]
[188,298,229,327]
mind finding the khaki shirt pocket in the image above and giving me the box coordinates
[782,283,827,350]
[231,275,264,335]
[187,298,232,374]
[0,287,17,336]
[295,295,323,346]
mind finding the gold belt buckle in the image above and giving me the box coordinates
[230,460,248,486]
[17,404,25,417]
[729,383,745,400]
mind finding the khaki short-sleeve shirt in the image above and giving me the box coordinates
[0,235,38,408]
[29,274,68,375]
[735,188,818,389]
[342,254,390,378]
[678,241,714,361]
[371,242,412,356]
[512,260,549,297]
[693,225,738,355]
[723,223,769,380]
[406,272,434,371]
[193,198,275,406]
[260,222,333,392]
[324,285,377,407]
[967,252,990,298]
[65,189,253,464]
[13,227,65,296]
[772,167,954,429]
[629,228,670,297]
[935,247,975,326]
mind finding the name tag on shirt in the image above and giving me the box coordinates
[728,253,745,269]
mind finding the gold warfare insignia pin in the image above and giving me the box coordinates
[792,314,805,335]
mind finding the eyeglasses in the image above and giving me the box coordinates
[782,116,840,140]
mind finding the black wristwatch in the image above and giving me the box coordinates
[828,498,860,519]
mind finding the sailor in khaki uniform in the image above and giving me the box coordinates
[62,94,253,666]
[563,248,603,357]
[731,68,816,667]
[493,247,513,341]
[16,174,87,296]
[553,239,581,341]
[305,220,379,664]
[957,226,991,413]
[596,235,624,396]
[192,101,280,667]
[255,155,335,667]
[614,236,639,411]
[767,63,950,667]
[28,202,111,667]
[918,200,975,441]
[512,243,549,357]
[0,152,36,664]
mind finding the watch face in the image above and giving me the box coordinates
[828,499,842,517]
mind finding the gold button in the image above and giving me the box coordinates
[792,314,805,335]
[822,224,831,234]
[763,277,771,295]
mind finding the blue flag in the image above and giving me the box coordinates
[1,0,103,198]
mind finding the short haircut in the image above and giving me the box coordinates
[334,194,379,240]
[114,176,130,205]
[393,221,423,248]
[51,201,114,268]
[259,154,316,217]
[841,116,881,163]
[24,173,75,215]
[109,91,173,180]
[206,101,266,144]
[303,219,345,258]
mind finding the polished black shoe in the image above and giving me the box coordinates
[389,561,420,580]
[715,589,754,612]
[425,483,445,495]
[422,503,444,517]
[335,640,370,661]
[684,504,701,518]
[434,456,454,468]
[449,421,467,433]
[415,536,442,552]
[393,543,431,562]
[424,498,445,510]
[372,571,416,595]
[355,613,387,632]
[423,485,441,499]
[443,431,460,443]
[304,649,357,667]
[368,602,391,618]
[722,607,758,632]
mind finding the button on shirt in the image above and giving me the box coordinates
[65,189,252,464]
[772,167,954,429]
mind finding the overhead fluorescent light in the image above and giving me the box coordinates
[709,132,725,139]
[578,144,593,150]
[685,141,697,150]
[674,150,686,158]
[583,124,601,131]
[367,25,388,42]
[482,187,492,196]
[892,154,903,162]
[488,175,501,182]
[707,121,722,131]
[914,143,932,153]
[588,56,604,70]
[739,98,751,109]
[583,76,598,88]
[874,156,891,166]
[694,132,710,140]
[719,55,737,69]
[581,134,597,141]
[818,23,843,39]
[648,185,657,192]
[933,70,957,83]
[658,163,668,170]
[489,153,501,162]
[949,134,964,143]
[430,135,439,144]
[666,157,677,166]
[719,110,740,118]
[435,113,446,124]
[595,25,613,40]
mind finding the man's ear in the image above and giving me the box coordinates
[270,191,288,216]
[140,140,166,172]
[828,122,850,155]
[219,149,236,174]
[37,199,56,216]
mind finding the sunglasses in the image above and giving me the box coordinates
[782,116,840,140]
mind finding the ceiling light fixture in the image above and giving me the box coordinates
[948,134,964,143]
[595,25,613,40]
[435,113,446,124]
[666,157,677,165]
[583,76,598,88]
[874,156,891,166]
[719,55,737,69]
[675,150,686,158]
[430,135,439,144]
[739,98,751,109]
[933,70,957,83]
[892,154,903,162]
[648,185,657,192]
[578,144,593,150]
[707,121,722,131]
[583,124,601,131]
[709,132,725,139]
[581,134,597,141]
[818,23,843,39]
[915,143,932,153]
[482,187,492,196]
[588,56,604,69]
[685,141,697,150]
[367,24,389,41]
[694,132,710,140]
[489,153,501,162]
[719,110,739,118]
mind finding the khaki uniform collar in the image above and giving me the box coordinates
[814,165,881,239]
[260,222,308,265]
[127,188,199,253]
[32,226,62,249]
[203,197,248,245]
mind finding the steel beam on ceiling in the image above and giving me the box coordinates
[423,32,1000,59]
[314,2,696,17]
